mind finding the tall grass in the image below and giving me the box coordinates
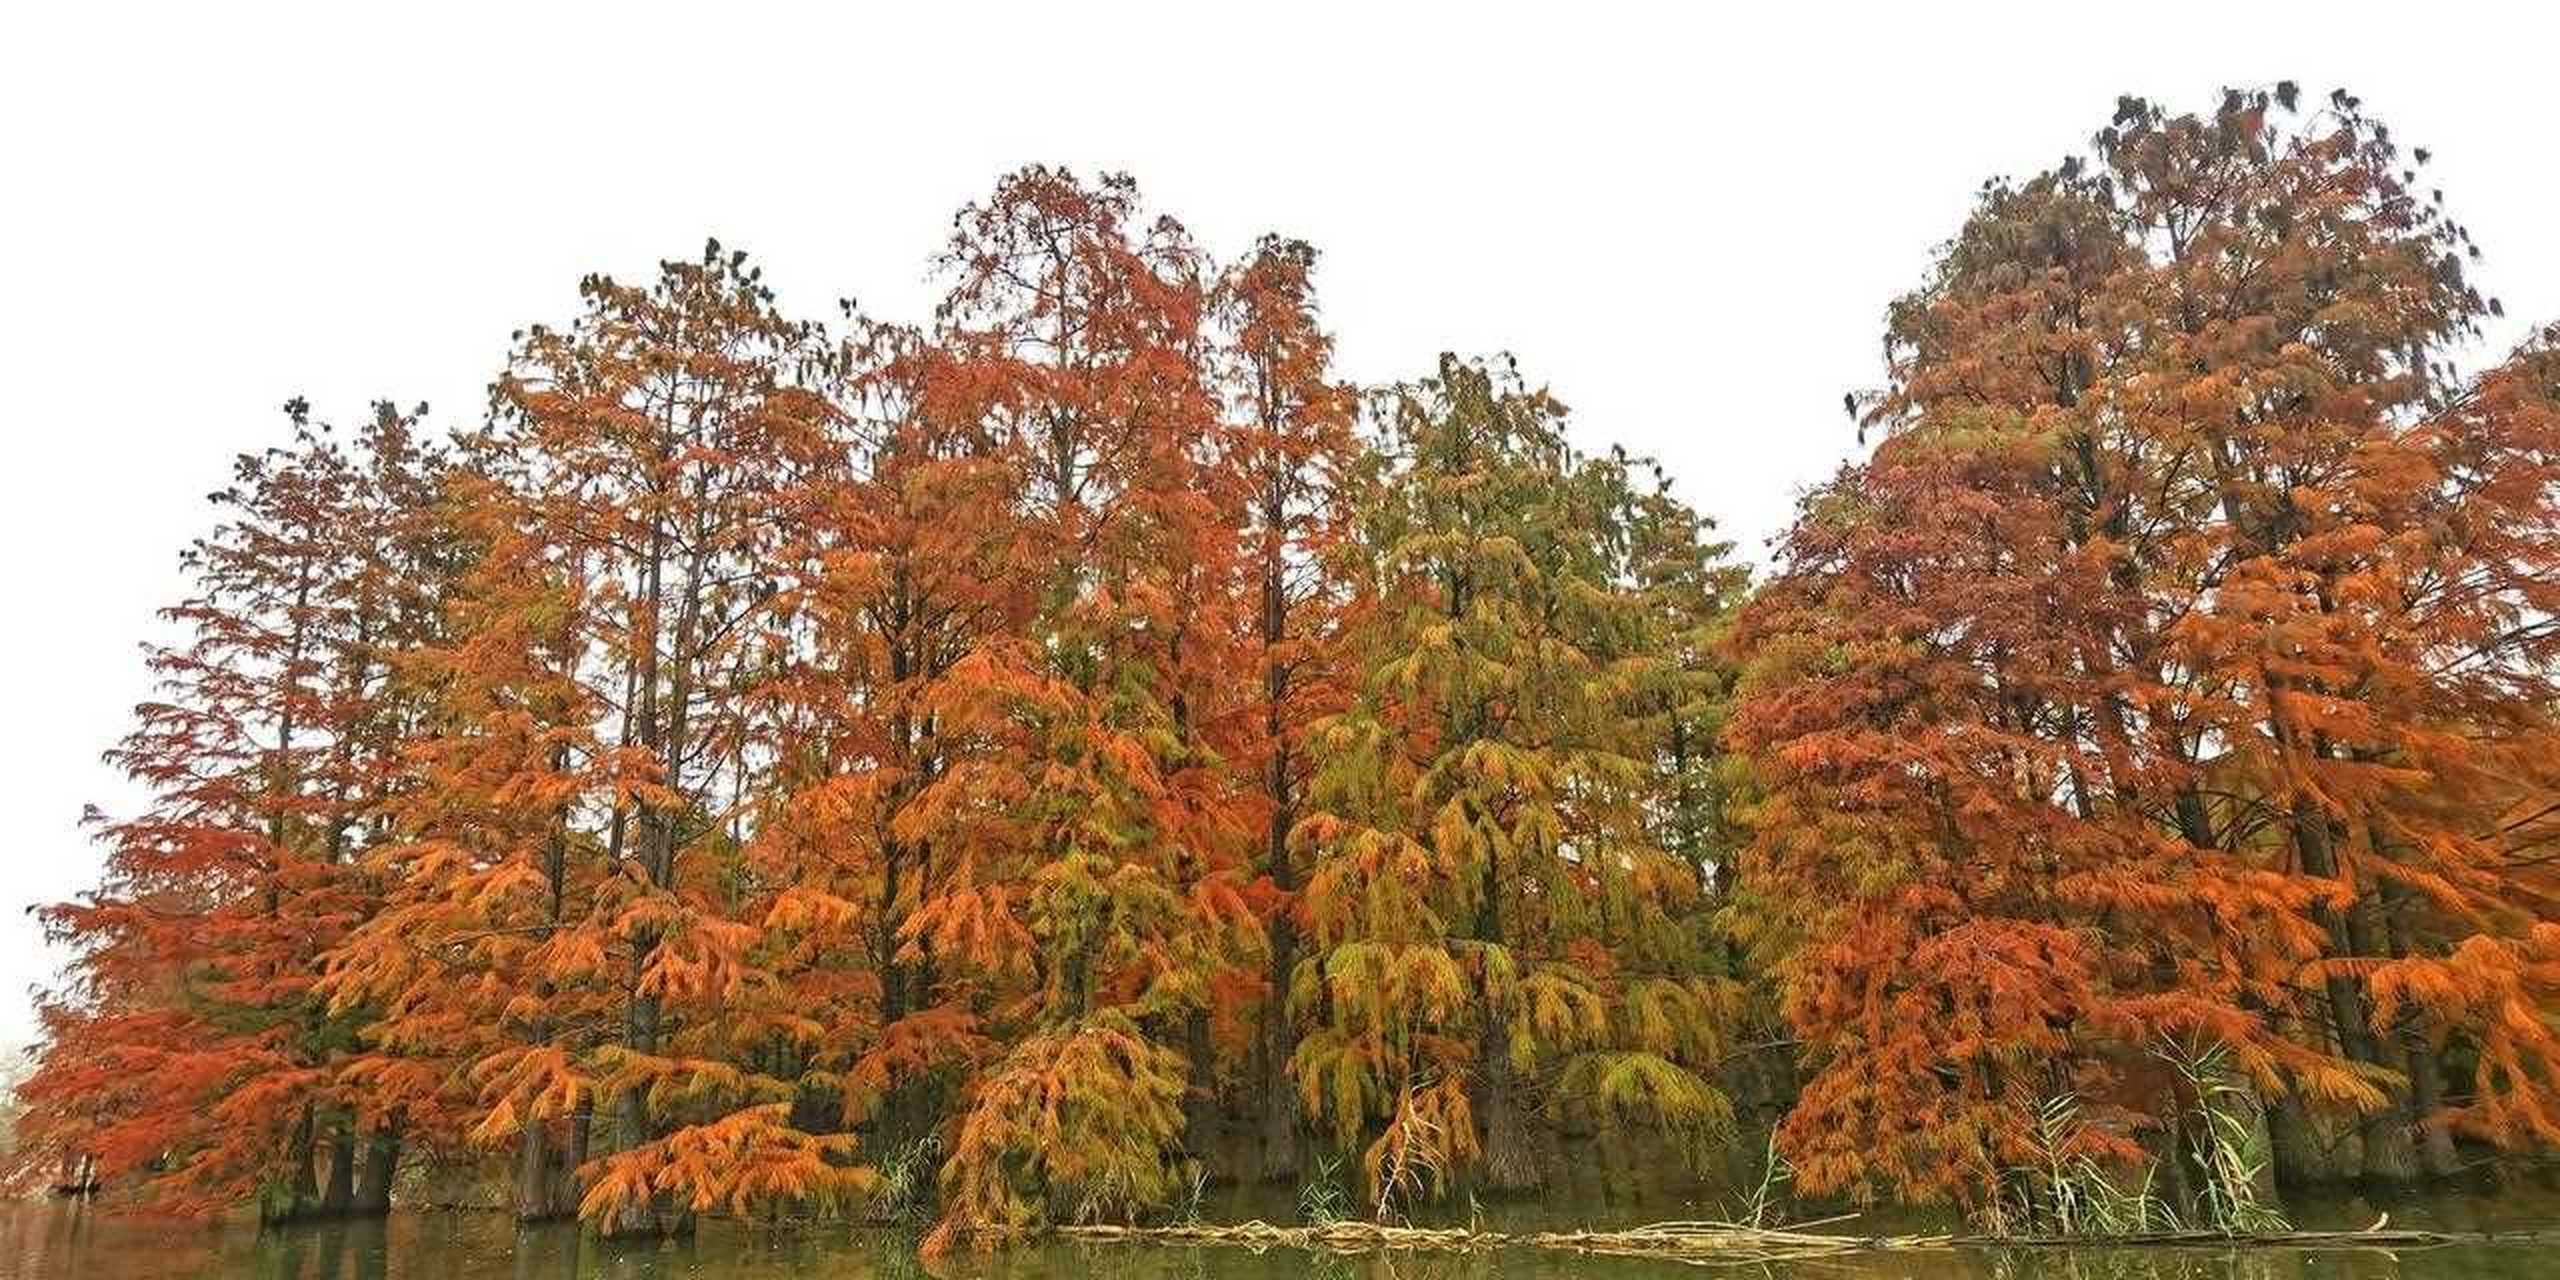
[2160,1040,2288,1236]
[1298,1153,1350,1226]
[1994,1040,2291,1238]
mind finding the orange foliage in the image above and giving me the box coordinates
[15,103,2560,1250]
[1734,84,2560,1218]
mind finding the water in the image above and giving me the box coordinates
[5,1186,2559,1280]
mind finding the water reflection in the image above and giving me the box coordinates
[2,1195,2554,1280]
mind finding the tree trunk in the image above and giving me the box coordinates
[1255,1002,1302,1184]
[2401,1029,2462,1179]
[1471,1027,1542,1194]
[2289,806,2417,1186]
[2156,1114,2196,1210]
[563,1109,593,1214]
[606,1087,662,1237]
[1255,480,1304,1188]
[2266,1083,2336,1186]
[1253,768,1302,1184]
[1179,1010,1223,1180]
[2342,887,2420,1186]
[353,1127,399,1215]
[596,532,703,1240]
[266,1107,322,1224]
[2292,809,2379,1063]
[2378,879,2461,1179]
[513,1122,555,1221]
[2239,1082,2281,1205]
[320,1124,357,1215]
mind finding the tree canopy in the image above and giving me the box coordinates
[11,85,2559,1248]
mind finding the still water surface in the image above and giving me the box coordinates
[6,1185,2560,1280]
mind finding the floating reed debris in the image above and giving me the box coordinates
[1518,1216,1954,1264]
[1954,1227,2534,1251]
[1047,1214,2546,1265]
[1955,1213,2560,1252]
[1053,1215,1953,1266]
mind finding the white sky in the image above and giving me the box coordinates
[1,2,2551,1051]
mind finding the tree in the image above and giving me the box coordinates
[328,244,875,1233]
[1212,235,1363,1181]
[1733,84,2560,1222]
[19,135,2550,1248]
[13,401,449,1219]
[1294,356,1738,1210]
[913,168,1259,1252]
[760,312,1027,1171]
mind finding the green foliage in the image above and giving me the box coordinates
[1996,1094,2179,1239]
[871,1133,942,1224]
[2161,1042,2289,1237]
[1293,354,1747,1210]
[1987,1046,2291,1240]
[1298,1153,1349,1226]
[925,1012,1192,1252]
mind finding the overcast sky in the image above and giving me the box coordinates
[1,2,2550,1051]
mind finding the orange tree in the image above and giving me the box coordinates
[326,244,874,1232]
[1212,235,1364,1182]
[1732,84,2560,1221]
[911,169,1260,1252]
[15,402,450,1219]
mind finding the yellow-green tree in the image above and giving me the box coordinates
[1294,356,1740,1211]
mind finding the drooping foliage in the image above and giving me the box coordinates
[1216,235,1366,1183]
[15,402,452,1218]
[1291,356,1745,1210]
[1733,84,2560,1224]
[328,245,876,1232]
[13,87,2559,1250]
